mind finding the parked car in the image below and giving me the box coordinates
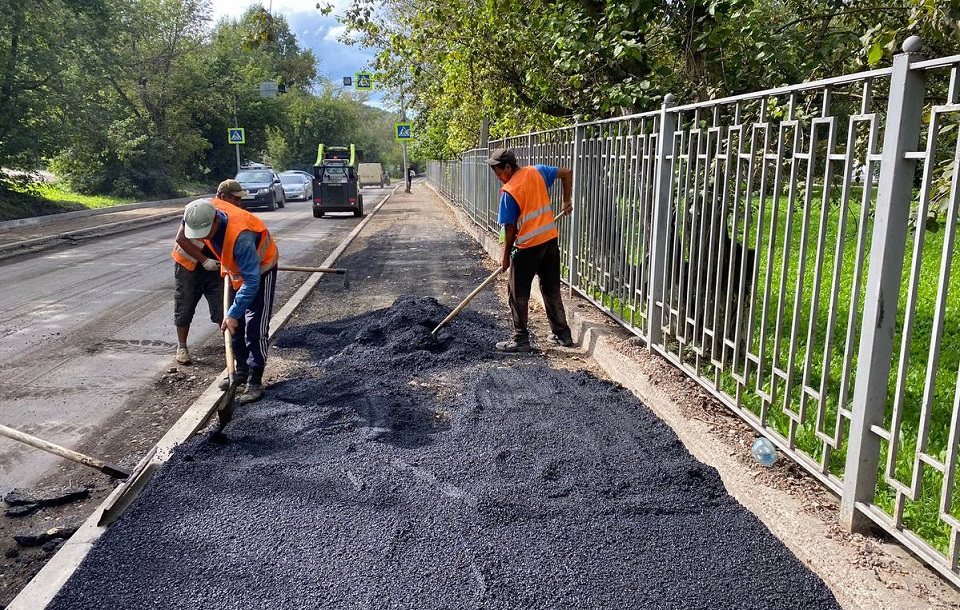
[278,171,313,201]
[234,169,285,210]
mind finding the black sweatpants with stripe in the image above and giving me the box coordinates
[508,237,571,342]
[228,266,277,378]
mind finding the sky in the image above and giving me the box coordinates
[210,0,389,108]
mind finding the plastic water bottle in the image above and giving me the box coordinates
[751,437,777,467]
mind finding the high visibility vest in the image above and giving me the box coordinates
[206,205,279,289]
[171,238,206,271]
[501,166,558,249]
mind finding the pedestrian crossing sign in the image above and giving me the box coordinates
[355,72,373,91]
[228,128,245,144]
[395,123,413,141]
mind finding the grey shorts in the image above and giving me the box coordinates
[173,263,224,327]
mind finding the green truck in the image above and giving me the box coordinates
[312,144,364,218]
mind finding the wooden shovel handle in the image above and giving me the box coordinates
[223,276,235,376]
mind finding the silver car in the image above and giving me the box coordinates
[279,171,314,202]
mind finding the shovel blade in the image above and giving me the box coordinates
[213,380,242,430]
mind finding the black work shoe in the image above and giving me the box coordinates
[495,339,533,353]
[549,333,574,347]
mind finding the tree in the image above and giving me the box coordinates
[0,0,109,176]
[49,0,214,196]
[341,0,960,156]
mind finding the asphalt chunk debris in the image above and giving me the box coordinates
[47,296,840,610]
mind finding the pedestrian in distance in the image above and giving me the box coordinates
[406,166,415,192]
[178,195,279,404]
[487,148,574,352]
[171,199,224,365]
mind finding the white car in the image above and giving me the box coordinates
[278,171,314,201]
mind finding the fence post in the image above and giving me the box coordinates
[647,94,677,346]
[568,121,585,291]
[840,37,926,532]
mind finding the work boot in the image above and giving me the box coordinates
[548,333,574,348]
[239,368,265,404]
[175,346,191,365]
[495,339,533,353]
[239,383,264,404]
[218,370,248,391]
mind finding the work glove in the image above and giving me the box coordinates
[202,258,220,272]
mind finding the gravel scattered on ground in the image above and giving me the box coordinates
[46,295,840,609]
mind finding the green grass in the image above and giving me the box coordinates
[0,181,137,222]
[34,183,136,209]
[582,181,960,556]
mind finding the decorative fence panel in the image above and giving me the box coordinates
[428,40,960,585]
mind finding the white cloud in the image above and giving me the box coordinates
[324,24,347,42]
[208,0,385,106]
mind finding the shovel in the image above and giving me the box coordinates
[213,327,240,432]
[432,212,566,336]
[213,276,240,434]
[0,423,130,480]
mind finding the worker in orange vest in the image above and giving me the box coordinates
[171,198,224,366]
[178,194,279,404]
[486,148,574,352]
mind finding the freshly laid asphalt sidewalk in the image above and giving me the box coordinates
[32,185,840,610]
[9,183,960,609]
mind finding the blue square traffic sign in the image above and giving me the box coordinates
[395,123,413,141]
[355,72,373,91]
[228,128,245,144]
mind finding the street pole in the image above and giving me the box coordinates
[234,107,241,173]
[401,88,409,193]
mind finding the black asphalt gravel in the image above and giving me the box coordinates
[46,294,840,609]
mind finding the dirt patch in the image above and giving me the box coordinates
[0,352,222,607]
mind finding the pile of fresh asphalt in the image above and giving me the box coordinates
[47,295,840,609]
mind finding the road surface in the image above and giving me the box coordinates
[0,191,389,496]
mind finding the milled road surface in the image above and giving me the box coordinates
[0,195,383,496]
[43,187,840,609]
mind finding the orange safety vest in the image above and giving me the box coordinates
[170,197,235,270]
[501,166,558,249]
[171,238,206,271]
[205,204,279,289]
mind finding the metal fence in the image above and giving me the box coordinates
[428,38,960,585]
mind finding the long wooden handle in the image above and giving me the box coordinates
[432,268,505,335]
[0,424,130,479]
[277,265,345,274]
[223,275,235,376]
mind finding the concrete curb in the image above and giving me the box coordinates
[8,188,400,610]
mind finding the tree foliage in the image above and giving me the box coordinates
[341,0,960,156]
[1,0,403,201]
[0,0,108,168]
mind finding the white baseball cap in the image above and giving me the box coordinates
[183,199,216,239]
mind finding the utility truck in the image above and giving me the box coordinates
[357,163,385,188]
